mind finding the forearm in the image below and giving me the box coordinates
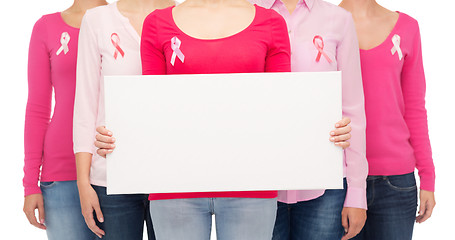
[76,152,93,187]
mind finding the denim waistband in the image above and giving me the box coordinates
[367,172,415,181]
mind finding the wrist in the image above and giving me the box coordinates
[77,179,91,188]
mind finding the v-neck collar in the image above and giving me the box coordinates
[111,2,141,44]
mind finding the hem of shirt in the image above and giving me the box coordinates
[149,191,278,201]
[24,174,78,196]
[277,190,325,204]
[89,177,107,187]
[368,166,416,177]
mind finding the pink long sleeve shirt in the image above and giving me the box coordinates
[24,13,79,196]
[73,3,142,187]
[360,13,435,191]
[252,0,368,209]
[141,5,291,200]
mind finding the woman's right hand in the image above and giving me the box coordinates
[78,183,105,238]
[94,126,116,158]
[23,194,46,230]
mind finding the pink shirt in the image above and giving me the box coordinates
[360,13,435,191]
[24,13,79,196]
[73,3,142,187]
[252,0,368,209]
[141,5,290,200]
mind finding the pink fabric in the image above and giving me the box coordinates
[252,0,367,209]
[360,12,435,192]
[141,5,291,200]
[24,13,79,196]
[73,3,142,187]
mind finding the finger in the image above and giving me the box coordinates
[416,201,435,223]
[84,210,105,238]
[416,199,427,222]
[330,126,352,137]
[37,201,46,229]
[336,117,351,128]
[342,230,357,240]
[330,133,351,143]
[342,211,349,234]
[97,148,113,158]
[93,202,104,224]
[95,132,116,144]
[94,140,116,150]
[25,210,46,230]
[96,126,112,136]
[335,141,350,149]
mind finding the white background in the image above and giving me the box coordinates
[0,0,453,239]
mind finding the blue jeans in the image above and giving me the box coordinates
[352,172,417,240]
[40,180,95,240]
[93,185,155,240]
[149,198,277,240]
[272,179,347,240]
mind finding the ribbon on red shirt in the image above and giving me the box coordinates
[170,36,185,66]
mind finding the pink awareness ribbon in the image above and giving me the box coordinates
[56,32,70,56]
[170,36,185,66]
[313,35,332,63]
[111,33,125,59]
[391,34,403,60]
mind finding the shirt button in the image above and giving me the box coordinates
[288,30,292,34]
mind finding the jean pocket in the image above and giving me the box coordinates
[40,181,57,188]
[385,174,417,191]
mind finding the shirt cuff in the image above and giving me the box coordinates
[344,186,367,210]
[24,185,42,197]
[419,171,435,192]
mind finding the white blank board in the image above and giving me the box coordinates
[104,72,343,194]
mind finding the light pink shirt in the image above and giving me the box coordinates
[74,2,141,186]
[252,0,368,209]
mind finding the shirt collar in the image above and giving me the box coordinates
[260,0,315,11]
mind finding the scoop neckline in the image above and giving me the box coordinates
[359,11,401,52]
[169,4,259,41]
[58,12,80,30]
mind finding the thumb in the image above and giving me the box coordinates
[93,202,104,223]
[37,200,46,225]
[418,198,426,216]
[342,210,349,233]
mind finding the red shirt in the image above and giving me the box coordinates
[141,5,290,200]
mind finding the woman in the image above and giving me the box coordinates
[95,0,354,239]
[248,0,369,239]
[23,0,107,239]
[339,0,436,239]
[73,0,174,239]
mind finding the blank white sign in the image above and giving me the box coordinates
[104,72,343,194]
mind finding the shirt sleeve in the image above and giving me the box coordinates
[337,13,368,209]
[73,13,101,155]
[23,17,52,196]
[401,21,435,192]
[265,10,291,72]
[141,12,166,75]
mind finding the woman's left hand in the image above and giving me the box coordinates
[416,190,435,223]
[330,117,352,149]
